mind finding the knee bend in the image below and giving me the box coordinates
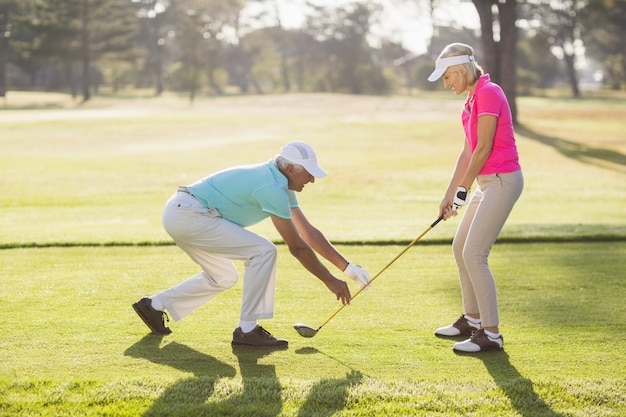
[207,271,239,290]
[452,240,464,260]
[243,241,277,269]
[258,242,277,261]
[461,249,488,268]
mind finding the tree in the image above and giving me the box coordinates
[263,0,292,92]
[0,0,39,95]
[174,6,204,101]
[228,3,263,94]
[24,0,137,101]
[167,0,258,99]
[78,0,139,100]
[24,0,81,96]
[302,1,389,94]
[580,0,626,90]
[0,0,13,96]
[133,0,172,95]
[472,0,519,124]
[520,0,585,98]
[0,1,8,96]
[517,30,561,93]
[416,0,519,122]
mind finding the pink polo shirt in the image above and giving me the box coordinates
[462,74,521,175]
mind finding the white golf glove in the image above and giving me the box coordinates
[343,263,372,289]
[453,186,470,210]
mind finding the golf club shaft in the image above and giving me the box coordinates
[316,216,444,330]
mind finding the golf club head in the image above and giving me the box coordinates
[293,323,319,338]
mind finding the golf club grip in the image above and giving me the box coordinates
[317,217,443,330]
[431,215,444,228]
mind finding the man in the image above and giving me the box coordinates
[133,141,371,349]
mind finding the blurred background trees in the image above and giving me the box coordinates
[0,0,623,106]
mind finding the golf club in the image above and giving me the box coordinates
[294,215,444,338]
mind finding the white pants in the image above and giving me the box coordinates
[154,191,277,322]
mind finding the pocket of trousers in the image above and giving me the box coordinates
[203,207,222,218]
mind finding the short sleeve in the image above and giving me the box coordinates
[475,86,502,117]
[254,185,292,219]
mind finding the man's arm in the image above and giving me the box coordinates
[271,214,351,304]
[289,207,349,271]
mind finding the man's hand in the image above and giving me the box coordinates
[324,277,351,305]
[453,186,470,210]
[343,263,372,289]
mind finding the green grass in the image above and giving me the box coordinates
[1,92,625,246]
[1,243,625,416]
[1,91,625,416]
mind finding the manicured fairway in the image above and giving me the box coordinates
[1,92,624,247]
[1,92,625,416]
[1,242,625,416]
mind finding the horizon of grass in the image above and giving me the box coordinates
[1,91,625,248]
[1,227,626,251]
[1,242,625,416]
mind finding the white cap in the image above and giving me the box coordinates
[428,55,475,82]
[280,141,327,178]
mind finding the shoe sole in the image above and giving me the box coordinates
[132,302,171,335]
[453,342,504,353]
[453,346,504,354]
[231,341,288,350]
[435,331,474,338]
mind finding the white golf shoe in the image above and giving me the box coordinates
[453,329,504,353]
[435,315,481,337]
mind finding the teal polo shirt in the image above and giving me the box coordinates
[186,159,299,227]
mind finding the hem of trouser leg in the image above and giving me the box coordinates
[239,313,274,321]
[161,305,182,322]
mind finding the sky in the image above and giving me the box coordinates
[247,0,480,54]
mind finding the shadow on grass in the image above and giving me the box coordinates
[124,335,286,416]
[295,347,364,417]
[0,103,69,111]
[224,346,284,416]
[124,334,238,416]
[517,125,626,173]
[124,334,237,377]
[463,350,564,417]
[123,338,362,416]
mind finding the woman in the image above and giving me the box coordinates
[427,43,523,353]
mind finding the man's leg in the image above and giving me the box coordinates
[158,213,278,322]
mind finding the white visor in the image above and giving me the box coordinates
[427,55,475,82]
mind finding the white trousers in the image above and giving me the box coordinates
[154,191,277,322]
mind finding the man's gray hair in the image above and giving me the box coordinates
[275,156,305,172]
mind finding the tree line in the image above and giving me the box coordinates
[0,0,624,111]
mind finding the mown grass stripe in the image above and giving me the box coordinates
[2,234,626,250]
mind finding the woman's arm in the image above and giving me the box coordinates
[459,114,497,190]
[440,140,472,218]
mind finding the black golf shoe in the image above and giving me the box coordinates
[132,297,172,335]
[231,326,288,349]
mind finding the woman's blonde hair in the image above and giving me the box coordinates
[438,43,484,85]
